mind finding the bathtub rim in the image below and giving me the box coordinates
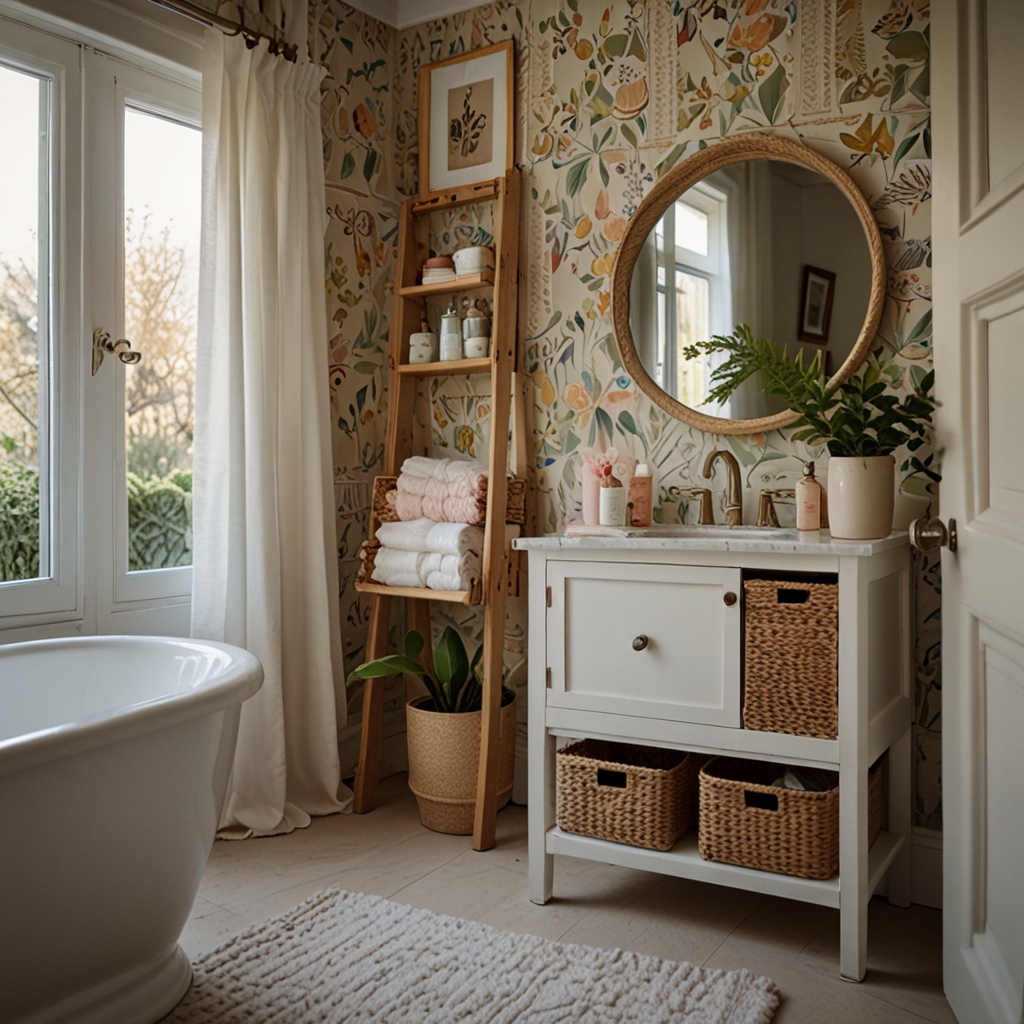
[0,635,263,779]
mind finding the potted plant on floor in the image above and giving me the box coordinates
[348,628,517,834]
[683,326,938,539]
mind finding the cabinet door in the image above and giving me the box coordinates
[546,560,741,726]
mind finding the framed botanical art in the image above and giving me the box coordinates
[418,40,514,198]
[798,265,836,344]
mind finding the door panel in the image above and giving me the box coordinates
[547,560,742,726]
[934,3,1024,1021]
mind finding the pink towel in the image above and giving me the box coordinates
[394,457,489,525]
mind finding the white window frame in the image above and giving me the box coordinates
[0,19,82,628]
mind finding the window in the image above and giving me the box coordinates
[0,61,51,585]
[654,184,731,410]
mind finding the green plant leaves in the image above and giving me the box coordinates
[346,654,426,686]
[404,629,424,660]
[434,625,469,694]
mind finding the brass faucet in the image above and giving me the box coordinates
[670,486,715,526]
[702,449,743,527]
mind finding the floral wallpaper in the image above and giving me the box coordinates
[311,0,940,826]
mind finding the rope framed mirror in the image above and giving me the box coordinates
[610,134,886,435]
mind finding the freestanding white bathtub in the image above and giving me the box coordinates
[0,635,263,1024]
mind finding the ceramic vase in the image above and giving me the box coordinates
[405,692,517,834]
[826,455,895,540]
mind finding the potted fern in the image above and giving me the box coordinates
[348,627,516,834]
[683,326,936,539]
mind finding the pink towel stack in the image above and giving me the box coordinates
[393,457,488,526]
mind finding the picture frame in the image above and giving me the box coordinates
[798,265,836,344]
[418,40,514,199]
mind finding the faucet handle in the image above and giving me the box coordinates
[757,488,795,528]
[671,486,715,526]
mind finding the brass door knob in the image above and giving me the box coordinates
[909,516,957,553]
[632,634,649,651]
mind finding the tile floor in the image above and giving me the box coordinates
[183,774,953,1024]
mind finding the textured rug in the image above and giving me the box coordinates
[164,887,779,1023]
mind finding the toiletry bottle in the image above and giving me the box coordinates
[796,461,821,531]
[439,305,463,361]
[599,473,626,527]
[628,463,653,527]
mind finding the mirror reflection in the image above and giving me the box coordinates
[627,159,873,421]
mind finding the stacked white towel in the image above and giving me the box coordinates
[372,519,483,591]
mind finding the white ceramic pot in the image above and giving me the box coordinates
[452,246,494,276]
[827,455,895,540]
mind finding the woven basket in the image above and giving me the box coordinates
[556,740,706,852]
[406,692,517,835]
[697,757,884,879]
[371,474,527,527]
[743,577,839,739]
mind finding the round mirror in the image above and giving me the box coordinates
[611,135,885,435]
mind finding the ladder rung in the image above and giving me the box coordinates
[397,271,494,298]
[396,357,491,377]
[411,179,500,215]
[354,581,480,606]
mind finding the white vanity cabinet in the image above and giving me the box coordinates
[516,532,914,982]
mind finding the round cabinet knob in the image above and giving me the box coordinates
[631,634,649,651]
[723,592,738,606]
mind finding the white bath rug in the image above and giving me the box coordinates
[163,887,779,1023]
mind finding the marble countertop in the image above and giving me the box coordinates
[513,527,909,557]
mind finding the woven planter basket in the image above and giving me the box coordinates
[743,577,839,739]
[556,740,706,852]
[406,693,516,835]
[697,757,884,880]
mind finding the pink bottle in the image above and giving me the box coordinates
[582,462,601,524]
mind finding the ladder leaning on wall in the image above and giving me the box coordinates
[352,170,528,852]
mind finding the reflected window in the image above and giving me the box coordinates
[654,184,730,409]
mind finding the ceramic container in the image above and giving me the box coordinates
[409,331,438,364]
[439,305,463,361]
[827,455,895,540]
[464,336,489,359]
[452,246,494,276]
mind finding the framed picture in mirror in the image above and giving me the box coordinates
[418,40,514,198]
[799,265,836,344]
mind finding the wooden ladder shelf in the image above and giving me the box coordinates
[352,173,525,851]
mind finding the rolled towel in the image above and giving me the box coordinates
[427,570,477,592]
[419,551,445,576]
[373,570,423,588]
[401,456,486,482]
[443,494,487,525]
[425,522,483,557]
[394,492,425,521]
[372,548,425,577]
[375,518,435,552]
[440,552,479,577]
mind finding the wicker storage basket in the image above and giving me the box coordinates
[556,740,705,852]
[743,577,839,739]
[697,757,884,879]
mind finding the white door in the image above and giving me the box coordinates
[933,5,1024,1022]
[0,18,200,641]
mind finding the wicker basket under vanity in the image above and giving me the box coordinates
[556,740,706,852]
[697,757,883,880]
[743,576,839,739]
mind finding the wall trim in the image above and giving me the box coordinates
[344,0,478,31]
[911,827,943,909]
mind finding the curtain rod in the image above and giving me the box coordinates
[146,0,300,61]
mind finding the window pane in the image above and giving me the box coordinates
[675,200,708,256]
[123,108,201,572]
[675,269,709,408]
[0,63,49,584]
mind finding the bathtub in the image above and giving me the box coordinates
[0,635,262,1024]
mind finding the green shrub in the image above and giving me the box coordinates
[0,461,41,583]
[127,471,192,571]
[0,465,194,580]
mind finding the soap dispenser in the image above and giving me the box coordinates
[796,461,822,532]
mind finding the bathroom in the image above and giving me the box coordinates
[0,0,1019,1021]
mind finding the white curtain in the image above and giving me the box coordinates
[192,29,351,839]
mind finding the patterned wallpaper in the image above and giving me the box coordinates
[310,0,940,827]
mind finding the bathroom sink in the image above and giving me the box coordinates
[641,525,800,540]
